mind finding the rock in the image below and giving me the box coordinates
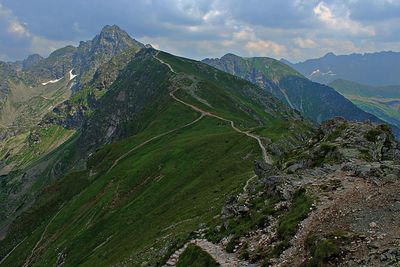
[286,163,303,174]
[369,222,378,228]
[320,117,346,135]
[221,196,238,218]
[394,149,400,165]
[254,160,277,178]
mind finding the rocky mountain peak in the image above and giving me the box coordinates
[22,54,44,69]
[91,24,145,54]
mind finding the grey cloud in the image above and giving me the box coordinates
[0,0,399,62]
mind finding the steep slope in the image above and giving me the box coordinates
[329,79,400,129]
[0,25,146,238]
[0,48,314,266]
[286,51,400,86]
[0,25,144,138]
[202,53,385,126]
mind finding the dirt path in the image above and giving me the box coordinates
[0,237,27,265]
[109,51,272,175]
[107,114,204,173]
[164,239,250,267]
[155,51,271,266]
[22,203,65,267]
[154,51,271,164]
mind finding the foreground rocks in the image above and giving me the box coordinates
[211,118,400,266]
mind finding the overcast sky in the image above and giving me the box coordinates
[0,0,399,62]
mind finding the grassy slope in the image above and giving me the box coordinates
[0,50,313,266]
[329,79,400,128]
[0,77,71,130]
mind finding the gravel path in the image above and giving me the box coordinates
[154,51,272,164]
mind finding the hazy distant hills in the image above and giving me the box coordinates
[329,79,400,129]
[284,51,400,86]
[202,53,388,127]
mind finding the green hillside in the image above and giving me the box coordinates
[329,79,400,128]
[202,54,387,127]
[0,49,313,266]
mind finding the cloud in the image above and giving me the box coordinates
[233,27,257,41]
[294,37,317,48]
[0,2,73,60]
[313,2,376,36]
[245,40,287,57]
[8,20,29,37]
[0,0,399,62]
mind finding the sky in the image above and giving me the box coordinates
[0,0,399,62]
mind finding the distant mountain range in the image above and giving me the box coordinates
[202,54,391,128]
[329,79,400,129]
[283,51,400,86]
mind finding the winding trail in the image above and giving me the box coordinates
[3,50,273,266]
[0,237,27,265]
[22,203,65,267]
[108,51,271,174]
[154,51,271,165]
[107,114,204,173]
[155,51,270,266]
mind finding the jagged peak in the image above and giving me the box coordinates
[221,53,240,59]
[89,25,145,52]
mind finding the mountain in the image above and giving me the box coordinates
[329,79,400,129]
[0,25,146,236]
[0,26,398,267]
[0,25,144,132]
[0,47,314,266]
[285,51,400,86]
[202,53,387,126]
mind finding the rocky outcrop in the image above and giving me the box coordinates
[214,118,399,266]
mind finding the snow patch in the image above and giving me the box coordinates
[69,69,77,80]
[309,69,321,77]
[309,69,336,78]
[41,78,62,86]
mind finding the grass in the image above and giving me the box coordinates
[206,195,279,247]
[259,187,314,264]
[0,50,315,266]
[305,231,351,267]
[330,79,400,129]
[277,188,314,241]
[0,116,259,267]
[176,244,219,267]
[364,124,393,143]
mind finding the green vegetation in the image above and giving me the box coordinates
[176,244,219,267]
[259,187,314,264]
[206,195,279,248]
[306,231,351,267]
[364,124,393,143]
[326,123,347,141]
[277,188,313,244]
[330,79,400,129]
[312,143,340,167]
[0,50,314,266]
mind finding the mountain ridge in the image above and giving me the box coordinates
[284,51,400,86]
[202,53,393,130]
